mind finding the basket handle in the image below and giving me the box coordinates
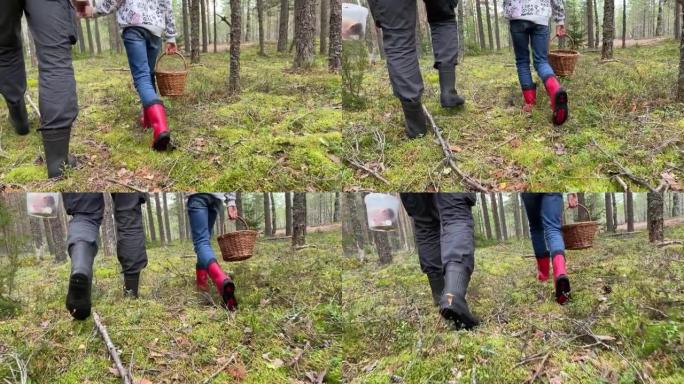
[155,51,188,73]
[549,34,576,50]
[566,203,592,221]
[222,215,250,233]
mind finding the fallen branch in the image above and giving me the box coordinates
[202,353,236,384]
[294,244,317,250]
[656,240,684,247]
[345,158,390,185]
[592,138,657,192]
[25,94,40,118]
[524,352,550,384]
[93,312,133,384]
[102,67,130,72]
[105,178,148,193]
[264,236,292,241]
[422,105,487,192]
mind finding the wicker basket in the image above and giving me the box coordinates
[548,36,580,77]
[155,52,188,97]
[217,217,258,262]
[562,204,599,250]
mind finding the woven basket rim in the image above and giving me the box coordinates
[562,221,599,229]
[157,70,188,75]
[549,49,580,56]
[218,229,258,238]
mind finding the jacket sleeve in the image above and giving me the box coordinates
[95,0,124,16]
[162,0,178,43]
[225,193,236,207]
[551,0,565,25]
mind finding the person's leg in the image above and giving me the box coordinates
[188,194,237,310]
[112,193,148,298]
[540,193,570,304]
[368,0,428,138]
[424,0,465,107]
[531,24,568,125]
[521,193,551,281]
[0,0,29,135]
[122,27,170,150]
[400,193,443,305]
[435,193,479,329]
[63,193,104,320]
[510,20,537,112]
[25,0,79,178]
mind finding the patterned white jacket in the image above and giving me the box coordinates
[503,0,565,26]
[95,0,178,43]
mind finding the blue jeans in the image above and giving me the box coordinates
[509,20,556,90]
[188,194,222,270]
[122,27,161,107]
[521,193,565,258]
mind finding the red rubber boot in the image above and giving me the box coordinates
[536,257,550,282]
[207,260,237,311]
[522,87,537,113]
[552,254,571,305]
[196,267,209,292]
[543,76,568,126]
[144,102,171,151]
[139,109,150,129]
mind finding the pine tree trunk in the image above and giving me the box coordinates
[229,0,242,93]
[333,192,340,222]
[626,191,635,232]
[50,199,67,262]
[176,193,186,241]
[264,193,273,236]
[673,193,681,216]
[328,0,342,71]
[93,0,102,54]
[679,0,684,101]
[497,193,508,240]
[145,194,157,242]
[294,0,316,68]
[476,0,486,50]
[201,0,208,52]
[602,0,615,59]
[622,0,627,48]
[213,0,218,52]
[373,230,393,265]
[85,18,95,56]
[257,0,266,55]
[271,193,277,235]
[490,193,502,241]
[285,192,293,236]
[676,1,682,40]
[484,0,494,50]
[611,192,618,229]
[520,194,530,238]
[236,192,246,230]
[605,193,615,232]
[292,193,307,247]
[587,0,595,48]
[191,0,201,63]
[246,0,251,42]
[577,193,590,221]
[163,193,172,243]
[278,0,290,52]
[493,0,501,50]
[319,0,329,55]
[512,192,522,238]
[480,193,493,239]
[155,193,166,246]
[183,0,191,53]
[647,192,664,242]
[656,0,664,36]
[29,216,46,260]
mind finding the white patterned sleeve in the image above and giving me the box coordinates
[162,0,178,43]
[95,0,124,16]
[551,0,565,25]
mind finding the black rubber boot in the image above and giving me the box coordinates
[123,273,140,298]
[400,101,428,139]
[439,262,479,330]
[438,66,465,108]
[66,242,95,321]
[41,128,76,179]
[5,98,29,135]
[428,275,444,306]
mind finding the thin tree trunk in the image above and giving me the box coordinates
[293,0,316,68]
[213,0,218,52]
[50,198,67,262]
[328,0,342,71]
[76,18,86,53]
[264,193,273,236]
[285,192,293,236]
[587,0,595,48]
[611,192,618,229]
[577,193,590,221]
[520,194,530,238]
[493,0,501,50]
[676,1,682,40]
[333,192,340,222]
[458,2,466,59]
[145,194,157,242]
[201,0,208,52]
[512,193,522,239]
[622,0,627,48]
[257,0,266,55]
[476,0,486,50]
[480,193,493,239]
[183,0,191,53]
[602,0,615,59]
[647,192,664,242]
[29,216,46,260]
[176,193,186,241]
[292,193,307,247]
[246,0,251,42]
[278,0,290,52]
[319,0,329,55]
[163,193,172,243]
[235,192,246,230]
[656,0,664,36]
[373,230,393,265]
[484,0,494,50]
[678,0,684,101]
[498,193,508,240]
[271,193,277,235]
[93,0,102,54]
[626,191,635,232]
[490,193,502,241]
[229,0,242,93]
[155,193,166,246]
[85,18,95,56]
[605,193,615,232]
[191,0,201,63]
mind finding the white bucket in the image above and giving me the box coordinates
[342,3,369,40]
[364,193,400,232]
[26,193,60,219]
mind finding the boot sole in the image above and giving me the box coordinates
[66,273,91,320]
[152,132,171,151]
[553,90,568,126]
[555,275,571,305]
[222,280,238,311]
[439,305,479,330]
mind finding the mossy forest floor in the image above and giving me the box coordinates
[342,226,684,383]
[0,231,342,383]
[0,44,343,191]
[343,40,683,192]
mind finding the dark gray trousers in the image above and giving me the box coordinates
[368,0,460,102]
[63,193,148,275]
[400,193,475,279]
[0,0,78,130]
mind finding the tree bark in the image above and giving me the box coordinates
[292,193,307,247]
[85,18,95,56]
[626,191,635,232]
[497,193,508,240]
[285,192,293,236]
[493,0,501,50]
[622,0,627,48]
[673,193,681,216]
[373,230,393,265]
[271,193,277,235]
[577,193,590,221]
[605,193,615,232]
[587,0,595,48]
[213,0,218,52]
[656,0,664,36]
[490,193,502,241]
[278,0,290,52]
[145,194,157,242]
[333,192,340,222]
[183,0,191,53]
[264,193,273,236]
[92,0,102,54]
[476,0,486,50]
[102,194,116,257]
[484,0,494,50]
[676,1,682,40]
[602,0,615,59]
[480,193,493,240]
[512,192,522,239]
[229,0,242,94]
[236,192,246,230]
[163,193,172,243]
[293,0,316,69]
[155,193,166,246]
[319,0,329,55]
[458,2,466,59]
[50,200,67,263]
[29,216,46,260]
[647,192,664,242]
[176,193,186,241]
[257,0,266,55]
[679,0,684,101]
[191,0,201,63]
[201,0,208,52]
[520,194,530,238]
[328,0,342,71]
